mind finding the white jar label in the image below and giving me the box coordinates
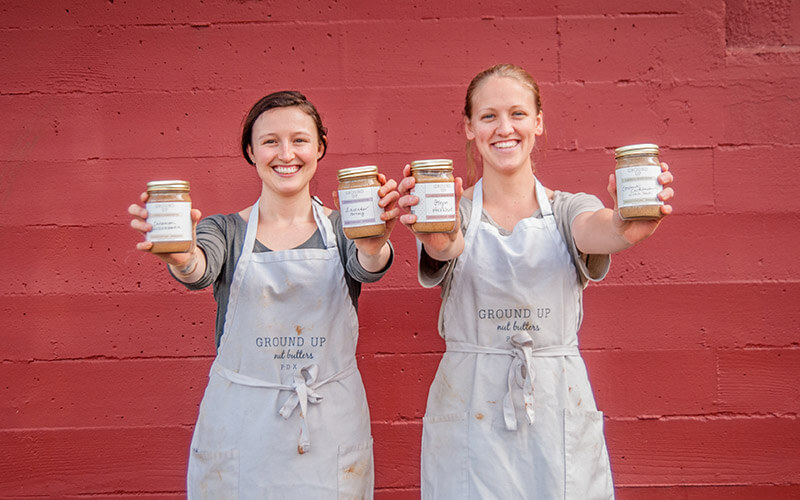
[616,165,663,208]
[338,186,383,227]
[411,181,456,222]
[146,201,192,242]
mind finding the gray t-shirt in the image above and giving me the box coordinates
[172,203,393,348]
[419,190,610,311]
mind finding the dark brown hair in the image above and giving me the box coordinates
[463,64,543,186]
[240,90,328,166]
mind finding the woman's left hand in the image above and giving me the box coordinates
[333,174,401,269]
[608,161,674,245]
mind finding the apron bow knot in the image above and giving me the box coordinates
[503,332,537,431]
[279,364,324,453]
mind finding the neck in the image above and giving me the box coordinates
[257,187,314,224]
[481,165,537,207]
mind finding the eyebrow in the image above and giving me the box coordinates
[255,131,313,139]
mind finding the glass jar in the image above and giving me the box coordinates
[337,166,386,239]
[614,144,664,220]
[145,180,193,253]
[410,159,456,233]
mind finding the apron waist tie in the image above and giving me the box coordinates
[446,333,580,431]
[210,360,357,454]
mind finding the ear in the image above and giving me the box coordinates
[535,111,544,136]
[317,137,326,159]
[246,144,256,165]
[464,116,476,141]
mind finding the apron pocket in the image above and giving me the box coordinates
[563,408,614,500]
[338,438,374,499]
[421,413,469,500]
[187,448,239,500]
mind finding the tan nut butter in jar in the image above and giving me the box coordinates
[145,180,193,253]
[410,159,456,233]
[337,166,386,239]
[614,144,664,220]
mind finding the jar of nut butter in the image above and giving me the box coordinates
[410,159,457,233]
[337,166,386,239]
[145,180,193,253]
[614,144,664,220]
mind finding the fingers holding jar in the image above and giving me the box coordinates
[376,173,401,226]
[129,191,155,252]
[397,164,420,225]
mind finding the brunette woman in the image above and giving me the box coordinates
[129,91,399,498]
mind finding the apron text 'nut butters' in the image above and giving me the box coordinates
[337,166,386,239]
[410,159,457,233]
[145,180,192,253]
[614,144,664,220]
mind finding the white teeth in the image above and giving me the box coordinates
[494,140,518,149]
[273,166,300,174]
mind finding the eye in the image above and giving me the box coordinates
[512,110,527,117]
[481,113,495,120]
[294,138,310,144]
[262,138,277,145]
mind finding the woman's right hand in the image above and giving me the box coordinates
[128,191,203,269]
[397,164,465,261]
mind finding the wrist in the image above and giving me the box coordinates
[356,241,388,259]
[173,250,198,275]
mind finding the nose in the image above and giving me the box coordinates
[497,115,514,135]
[278,140,294,162]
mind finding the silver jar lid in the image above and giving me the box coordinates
[337,165,379,181]
[146,180,190,192]
[410,159,453,171]
[614,144,659,159]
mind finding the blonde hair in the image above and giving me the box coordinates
[463,64,543,186]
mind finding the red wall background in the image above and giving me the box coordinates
[2,0,799,498]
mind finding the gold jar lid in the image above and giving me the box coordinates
[337,165,379,181]
[146,180,190,192]
[410,159,453,171]
[614,144,659,159]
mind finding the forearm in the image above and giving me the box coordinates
[572,208,633,255]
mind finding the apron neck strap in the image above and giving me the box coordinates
[242,199,261,261]
[534,177,553,217]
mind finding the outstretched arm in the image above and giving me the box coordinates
[572,162,674,255]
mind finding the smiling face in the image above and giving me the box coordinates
[464,75,543,176]
[247,106,325,198]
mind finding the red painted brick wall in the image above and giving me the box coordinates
[2,1,799,498]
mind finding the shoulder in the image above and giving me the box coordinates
[462,185,475,201]
[196,213,247,249]
[550,190,606,229]
[198,212,243,232]
[552,190,605,212]
[324,206,341,228]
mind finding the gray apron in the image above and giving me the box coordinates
[421,178,614,499]
[187,200,374,499]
